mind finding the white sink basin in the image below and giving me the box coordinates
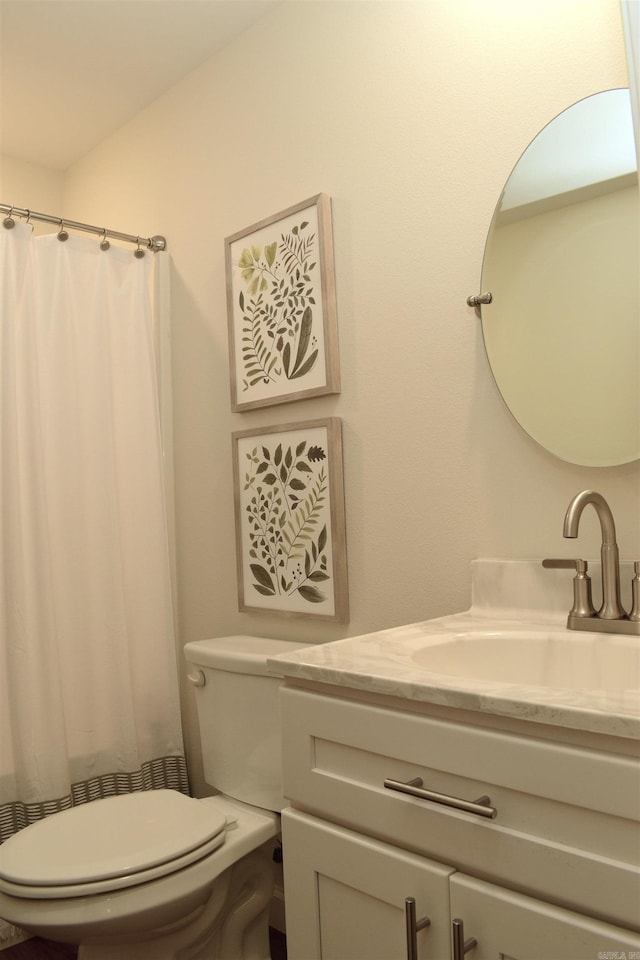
[411,628,640,692]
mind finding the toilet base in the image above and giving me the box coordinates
[76,847,274,960]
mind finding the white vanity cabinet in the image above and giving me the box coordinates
[279,683,640,960]
[282,808,453,959]
[449,874,640,959]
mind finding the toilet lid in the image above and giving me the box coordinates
[0,790,227,890]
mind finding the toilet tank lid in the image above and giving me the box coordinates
[184,635,308,676]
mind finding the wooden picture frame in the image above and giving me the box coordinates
[225,194,340,411]
[232,418,349,621]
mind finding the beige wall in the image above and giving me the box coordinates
[1,155,63,233]
[4,0,639,795]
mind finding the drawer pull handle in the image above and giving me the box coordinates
[452,918,477,959]
[405,897,430,960]
[384,777,497,819]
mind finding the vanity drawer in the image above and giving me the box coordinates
[280,685,640,931]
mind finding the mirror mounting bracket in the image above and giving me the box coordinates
[466,292,492,308]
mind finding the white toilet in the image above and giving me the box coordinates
[0,635,303,960]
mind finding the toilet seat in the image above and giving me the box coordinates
[0,790,228,899]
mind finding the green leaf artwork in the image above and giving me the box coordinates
[236,218,320,393]
[243,437,331,606]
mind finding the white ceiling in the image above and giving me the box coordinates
[0,0,279,171]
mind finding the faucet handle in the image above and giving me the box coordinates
[542,558,596,618]
[542,558,587,572]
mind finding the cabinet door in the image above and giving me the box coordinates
[282,808,454,960]
[450,873,640,959]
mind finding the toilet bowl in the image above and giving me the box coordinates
[0,636,304,959]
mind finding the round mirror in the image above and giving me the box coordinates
[480,89,639,466]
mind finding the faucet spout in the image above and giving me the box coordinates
[563,490,626,620]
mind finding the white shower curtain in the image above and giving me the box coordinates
[0,222,188,843]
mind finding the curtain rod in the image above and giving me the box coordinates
[1,203,166,252]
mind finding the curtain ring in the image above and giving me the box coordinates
[134,237,145,259]
[24,209,31,225]
[57,220,69,242]
[2,206,15,229]
[99,229,110,251]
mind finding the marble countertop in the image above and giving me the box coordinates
[269,602,640,740]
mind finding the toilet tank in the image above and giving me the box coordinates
[184,636,306,812]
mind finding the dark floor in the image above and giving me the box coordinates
[4,928,287,958]
[4,940,75,960]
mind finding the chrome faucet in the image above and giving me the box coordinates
[543,490,640,637]
[563,490,625,620]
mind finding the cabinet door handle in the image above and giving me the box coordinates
[452,918,477,959]
[384,777,497,819]
[405,897,430,960]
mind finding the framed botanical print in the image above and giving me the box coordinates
[232,418,348,621]
[225,194,340,411]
